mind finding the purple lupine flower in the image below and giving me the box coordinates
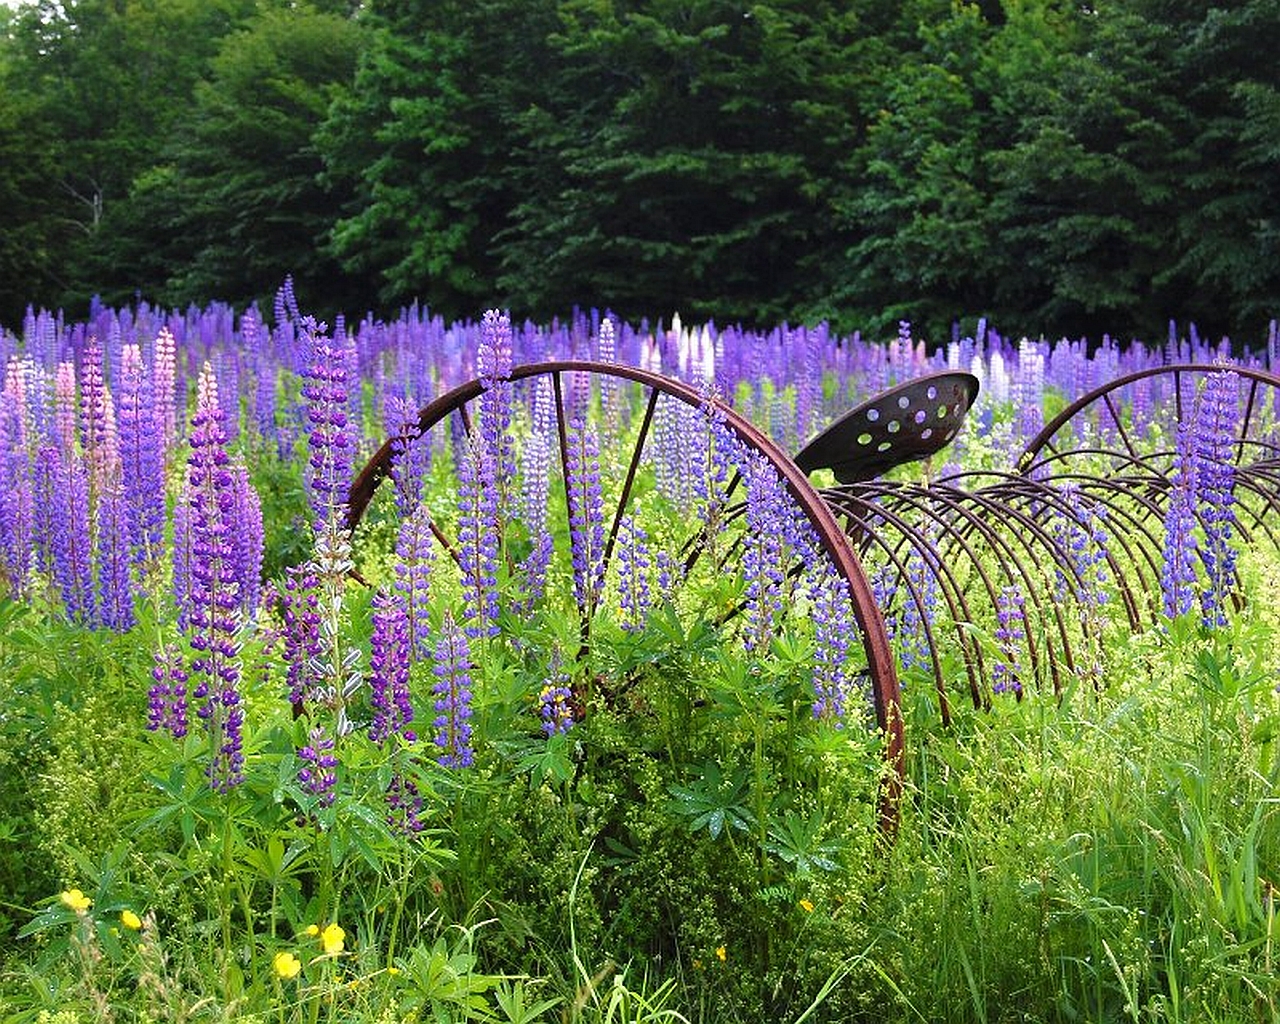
[228,461,264,617]
[50,446,96,625]
[384,394,430,518]
[539,673,574,736]
[147,644,189,739]
[654,548,683,604]
[1161,422,1199,619]
[278,566,323,709]
[615,513,652,633]
[299,317,354,527]
[432,612,474,768]
[368,591,415,746]
[456,436,500,637]
[742,452,789,653]
[519,376,555,609]
[897,546,940,673]
[567,417,605,615]
[53,362,77,455]
[116,343,166,564]
[810,565,858,726]
[96,470,135,631]
[1193,369,1238,627]
[79,339,109,489]
[393,502,434,659]
[0,388,32,597]
[386,773,424,835]
[1056,485,1109,609]
[186,362,244,792]
[477,309,516,505]
[992,585,1026,696]
[297,724,339,806]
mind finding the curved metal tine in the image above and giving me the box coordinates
[821,486,967,724]
[1101,389,1139,464]
[900,479,1077,699]
[826,482,997,711]
[906,483,1075,701]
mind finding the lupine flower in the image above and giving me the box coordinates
[992,585,1026,696]
[299,317,354,527]
[385,394,430,517]
[95,471,135,632]
[476,308,515,507]
[297,724,339,806]
[368,591,415,745]
[897,546,940,673]
[1056,485,1109,609]
[152,327,179,461]
[50,446,96,625]
[393,502,434,659]
[432,612,474,768]
[53,361,77,455]
[810,565,857,726]
[147,644,189,739]
[386,773,424,835]
[742,452,789,653]
[278,566,323,708]
[456,436,500,637]
[185,363,244,792]
[0,389,32,597]
[539,673,574,736]
[1161,422,1198,619]
[116,343,166,564]
[567,417,605,615]
[1194,368,1238,627]
[228,461,264,617]
[519,376,555,609]
[615,513,652,633]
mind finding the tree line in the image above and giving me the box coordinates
[1,0,1277,343]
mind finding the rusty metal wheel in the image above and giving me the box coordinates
[347,360,905,832]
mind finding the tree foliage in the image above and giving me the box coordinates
[0,0,1278,341]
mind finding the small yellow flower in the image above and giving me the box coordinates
[799,899,815,914]
[386,966,401,976]
[59,888,92,913]
[715,945,726,963]
[273,951,303,980]
[304,923,320,937]
[320,922,345,955]
[121,909,143,931]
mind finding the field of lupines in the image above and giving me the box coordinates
[2,283,1280,1023]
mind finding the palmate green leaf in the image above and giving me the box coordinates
[667,763,754,840]
[764,810,842,876]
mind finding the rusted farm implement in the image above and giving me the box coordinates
[347,360,1280,828]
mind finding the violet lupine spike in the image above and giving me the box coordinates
[117,343,166,563]
[1056,485,1110,609]
[741,452,788,654]
[432,612,474,768]
[147,644,189,739]
[518,376,555,610]
[50,446,96,625]
[1161,422,1199,620]
[566,417,606,616]
[393,502,434,660]
[456,436,500,638]
[992,585,1026,696]
[477,309,516,503]
[228,462,264,618]
[386,773,424,835]
[79,339,108,477]
[186,362,244,792]
[615,513,652,634]
[897,546,940,673]
[1193,368,1239,628]
[278,566,323,708]
[384,394,430,518]
[539,672,574,736]
[368,591,416,746]
[299,317,354,527]
[0,390,32,598]
[297,724,339,807]
[96,471,135,632]
[810,565,858,728]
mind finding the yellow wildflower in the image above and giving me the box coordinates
[715,945,726,963]
[59,888,92,913]
[320,922,346,955]
[121,909,143,931]
[799,899,815,914]
[304,923,320,937]
[387,966,401,976]
[273,951,303,980]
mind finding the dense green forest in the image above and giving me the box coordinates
[1,0,1278,342]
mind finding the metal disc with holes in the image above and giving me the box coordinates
[794,371,980,483]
